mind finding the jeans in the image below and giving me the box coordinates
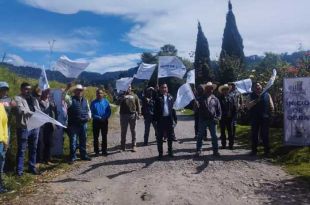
[0,143,6,174]
[68,123,88,161]
[196,118,218,153]
[93,119,108,154]
[157,117,173,155]
[220,117,234,147]
[16,128,39,174]
[120,114,137,149]
[251,117,270,154]
[143,115,157,145]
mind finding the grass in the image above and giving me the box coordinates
[178,109,194,115]
[236,125,310,183]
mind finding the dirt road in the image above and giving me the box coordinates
[9,114,310,205]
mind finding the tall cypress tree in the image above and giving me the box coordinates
[219,0,244,83]
[194,21,213,86]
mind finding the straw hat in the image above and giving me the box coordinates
[204,82,217,90]
[73,84,85,91]
[218,84,231,93]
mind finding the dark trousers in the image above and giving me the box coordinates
[16,128,39,175]
[195,113,207,139]
[37,123,54,163]
[157,117,173,155]
[93,119,108,154]
[143,116,157,145]
[251,117,270,154]
[220,117,234,147]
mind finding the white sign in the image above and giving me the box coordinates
[234,78,252,94]
[186,69,195,84]
[38,67,50,90]
[262,69,277,94]
[54,55,89,78]
[284,77,310,146]
[158,56,186,79]
[134,63,156,80]
[116,77,133,92]
[174,83,195,110]
[27,110,66,131]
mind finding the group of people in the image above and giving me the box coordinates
[0,79,274,193]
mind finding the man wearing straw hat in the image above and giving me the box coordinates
[218,84,236,150]
[195,82,222,156]
[66,84,92,164]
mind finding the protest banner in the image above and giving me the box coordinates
[134,63,156,80]
[38,66,50,90]
[158,56,186,79]
[174,83,195,110]
[54,55,89,78]
[186,69,195,84]
[234,78,252,94]
[116,77,134,92]
[283,77,310,146]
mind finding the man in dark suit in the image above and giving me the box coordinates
[154,83,177,159]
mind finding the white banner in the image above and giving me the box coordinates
[262,69,277,94]
[27,110,67,131]
[174,83,195,110]
[134,63,156,80]
[284,77,310,146]
[234,78,252,94]
[158,56,186,79]
[54,55,89,78]
[116,77,134,92]
[186,69,195,84]
[38,67,50,90]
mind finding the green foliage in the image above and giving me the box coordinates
[194,22,214,84]
[236,125,310,182]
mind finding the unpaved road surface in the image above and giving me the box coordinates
[7,114,310,205]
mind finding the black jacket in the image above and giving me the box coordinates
[154,93,177,123]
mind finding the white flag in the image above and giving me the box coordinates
[54,55,89,78]
[262,69,277,94]
[234,78,252,94]
[27,110,66,131]
[116,77,134,92]
[158,56,186,79]
[134,63,156,80]
[38,67,50,90]
[186,69,195,84]
[174,83,195,110]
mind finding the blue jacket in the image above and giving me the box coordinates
[90,98,111,120]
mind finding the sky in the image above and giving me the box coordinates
[0,0,309,74]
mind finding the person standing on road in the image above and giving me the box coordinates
[15,82,41,176]
[141,87,157,146]
[0,103,8,193]
[154,83,177,159]
[90,88,111,157]
[193,85,208,141]
[66,84,92,164]
[228,82,243,140]
[218,84,236,150]
[247,82,274,157]
[118,85,140,152]
[195,82,222,157]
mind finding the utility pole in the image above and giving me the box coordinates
[1,52,6,63]
[48,40,56,70]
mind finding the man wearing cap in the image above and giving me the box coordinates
[196,82,222,156]
[247,82,274,157]
[65,84,91,163]
[14,82,41,176]
[228,82,243,141]
[154,83,177,159]
[218,84,236,150]
[118,85,140,152]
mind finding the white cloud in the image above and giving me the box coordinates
[0,32,99,55]
[5,53,40,68]
[85,53,141,73]
[21,0,310,59]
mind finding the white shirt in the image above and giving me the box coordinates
[163,95,169,116]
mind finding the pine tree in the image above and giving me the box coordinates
[219,0,244,83]
[194,22,213,85]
